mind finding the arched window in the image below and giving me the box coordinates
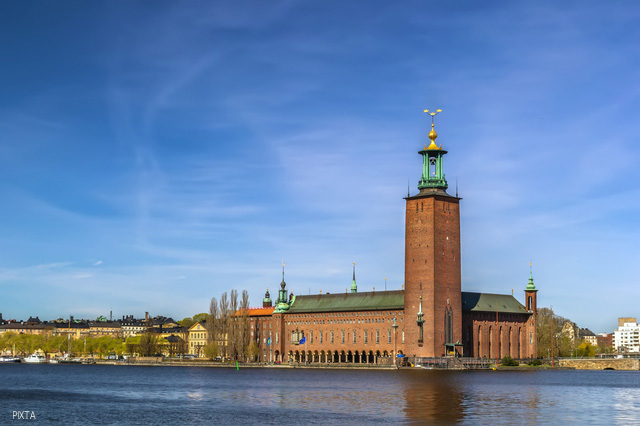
[444,307,453,344]
[430,157,437,176]
[488,326,493,359]
[528,296,532,310]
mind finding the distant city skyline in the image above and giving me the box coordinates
[1,2,639,333]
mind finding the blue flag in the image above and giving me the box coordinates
[299,337,306,345]
[267,337,271,346]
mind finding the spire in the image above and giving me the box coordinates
[280,261,286,290]
[275,261,291,312]
[526,261,537,291]
[418,109,448,191]
[351,262,357,293]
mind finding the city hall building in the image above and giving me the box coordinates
[244,116,538,364]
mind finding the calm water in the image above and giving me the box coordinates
[1,364,640,425]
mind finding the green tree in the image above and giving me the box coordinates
[248,341,260,362]
[179,317,194,329]
[204,342,219,360]
[125,336,140,355]
[192,313,208,324]
[537,307,575,358]
[576,342,596,357]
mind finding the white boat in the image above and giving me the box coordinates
[0,355,20,363]
[21,353,47,363]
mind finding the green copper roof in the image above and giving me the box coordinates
[288,290,404,313]
[526,272,537,291]
[461,292,530,314]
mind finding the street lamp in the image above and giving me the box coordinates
[392,316,399,366]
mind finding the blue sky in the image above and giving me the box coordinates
[1,1,638,332]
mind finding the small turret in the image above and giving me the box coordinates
[263,288,272,308]
[525,263,538,313]
[274,263,291,313]
[350,262,357,293]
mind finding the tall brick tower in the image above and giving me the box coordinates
[404,110,462,358]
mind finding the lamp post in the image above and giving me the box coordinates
[392,316,399,367]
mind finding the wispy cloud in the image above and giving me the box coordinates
[36,262,72,270]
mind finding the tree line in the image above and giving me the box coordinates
[536,307,610,358]
[0,333,125,357]
[204,289,258,361]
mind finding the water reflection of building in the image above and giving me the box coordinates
[402,371,465,423]
[234,115,538,363]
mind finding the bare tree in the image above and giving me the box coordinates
[207,297,219,347]
[240,290,250,361]
[139,332,160,357]
[218,292,229,359]
[229,290,239,360]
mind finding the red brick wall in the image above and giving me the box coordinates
[280,309,405,362]
[462,311,534,359]
[404,193,461,357]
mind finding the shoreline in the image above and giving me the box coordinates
[89,359,580,371]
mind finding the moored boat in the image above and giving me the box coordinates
[0,355,21,363]
[21,353,47,363]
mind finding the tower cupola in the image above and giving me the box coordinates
[274,262,291,313]
[263,288,272,307]
[418,109,448,191]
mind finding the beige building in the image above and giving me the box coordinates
[188,322,208,357]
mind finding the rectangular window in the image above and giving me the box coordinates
[320,332,323,344]
[364,330,368,344]
[530,332,533,344]
[310,331,314,344]
[402,330,405,344]
[376,330,380,344]
[341,330,345,344]
[331,331,334,344]
[388,329,391,344]
[353,330,357,344]
[276,332,279,344]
